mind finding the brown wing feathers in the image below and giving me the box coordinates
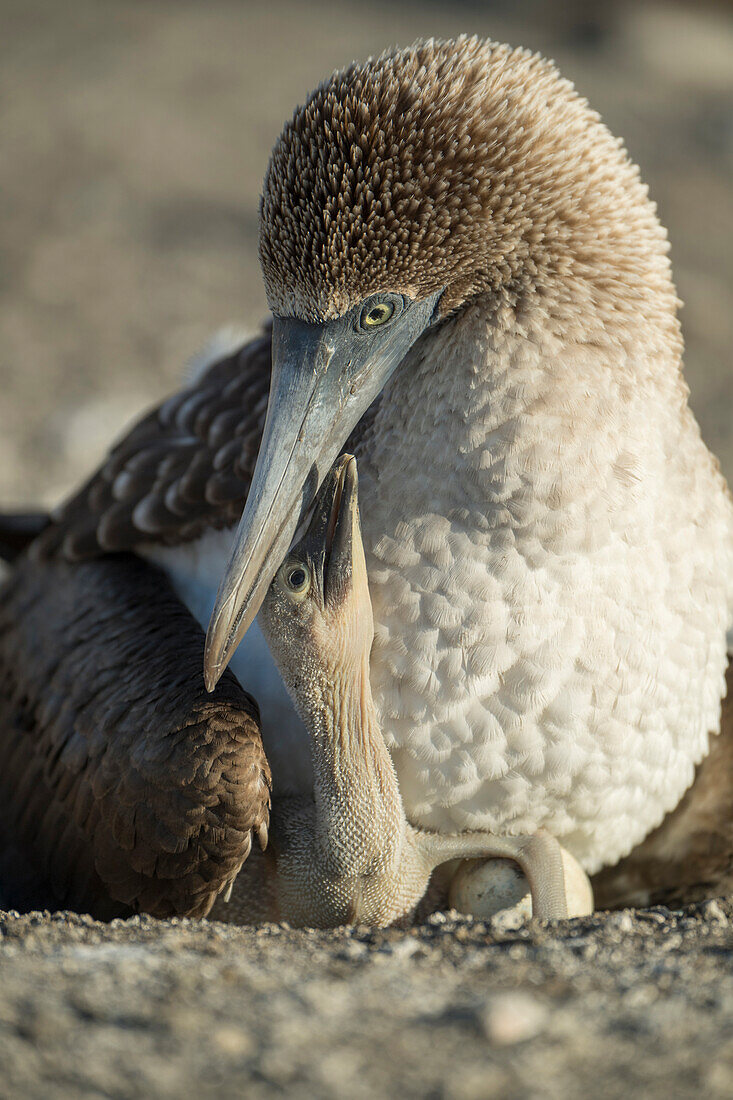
[33,325,272,561]
[2,322,733,915]
[0,329,274,918]
[0,322,378,565]
[0,325,390,919]
[0,552,271,919]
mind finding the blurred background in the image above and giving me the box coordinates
[1,0,731,507]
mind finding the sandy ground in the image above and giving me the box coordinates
[1,1,733,1097]
[0,902,731,1099]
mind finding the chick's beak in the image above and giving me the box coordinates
[322,454,359,608]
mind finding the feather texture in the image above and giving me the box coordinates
[593,661,733,908]
[34,327,272,561]
[0,552,271,918]
[2,35,732,886]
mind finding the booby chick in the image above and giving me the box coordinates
[11,36,733,881]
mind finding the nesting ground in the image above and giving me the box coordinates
[1,902,732,1099]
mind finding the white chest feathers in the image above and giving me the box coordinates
[357,305,733,873]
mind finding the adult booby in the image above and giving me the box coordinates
[10,36,733,880]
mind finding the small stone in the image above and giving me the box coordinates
[700,899,728,925]
[336,941,368,961]
[607,911,635,934]
[479,992,548,1045]
[427,911,448,926]
[213,1026,253,1057]
[639,908,669,924]
[381,937,420,960]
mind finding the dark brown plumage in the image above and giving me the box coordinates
[0,552,270,919]
[27,323,376,567]
[34,328,271,562]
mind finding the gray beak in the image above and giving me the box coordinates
[203,292,441,689]
[321,453,360,610]
[285,453,358,609]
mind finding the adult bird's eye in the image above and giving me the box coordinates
[363,301,394,327]
[285,565,310,594]
[358,295,404,332]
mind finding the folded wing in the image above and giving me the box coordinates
[33,325,272,561]
[0,552,271,918]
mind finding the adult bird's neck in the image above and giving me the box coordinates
[357,287,686,554]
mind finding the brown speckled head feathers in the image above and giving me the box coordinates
[14,35,684,567]
[260,35,678,343]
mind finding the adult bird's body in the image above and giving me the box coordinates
[0,550,271,919]
[20,37,733,879]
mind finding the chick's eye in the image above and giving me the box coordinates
[285,566,310,593]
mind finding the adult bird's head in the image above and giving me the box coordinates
[204,34,676,687]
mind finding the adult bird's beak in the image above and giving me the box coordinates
[203,291,442,690]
